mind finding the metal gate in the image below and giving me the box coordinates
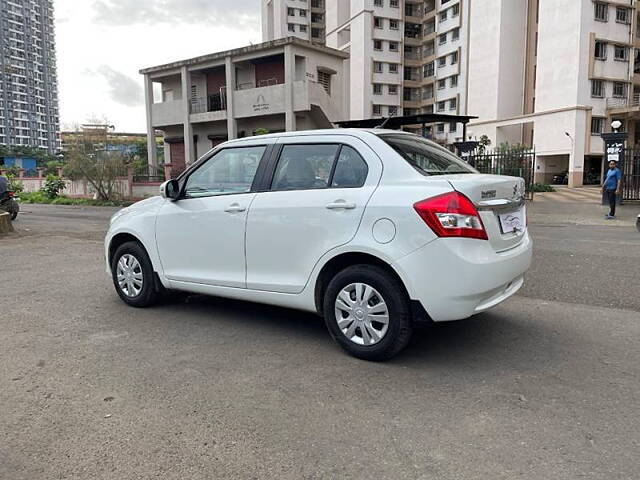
[620,149,640,202]
[465,148,536,201]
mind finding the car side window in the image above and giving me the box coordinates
[331,146,368,188]
[272,144,339,190]
[184,146,265,197]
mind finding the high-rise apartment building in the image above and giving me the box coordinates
[262,0,327,46]
[0,0,60,153]
[263,0,470,144]
[467,0,639,187]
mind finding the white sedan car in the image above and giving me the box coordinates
[106,129,532,360]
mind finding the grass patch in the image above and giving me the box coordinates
[20,191,123,207]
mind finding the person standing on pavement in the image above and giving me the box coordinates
[602,160,622,219]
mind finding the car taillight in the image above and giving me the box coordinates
[8,191,14,197]
[413,191,488,240]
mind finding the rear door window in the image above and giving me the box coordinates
[272,144,339,190]
[331,145,368,188]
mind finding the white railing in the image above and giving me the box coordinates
[606,94,640,109]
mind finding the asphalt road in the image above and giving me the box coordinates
[1,201,639,479]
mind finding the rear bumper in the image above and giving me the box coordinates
[393,232,532,322]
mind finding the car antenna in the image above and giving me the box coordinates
[375,117,391,129]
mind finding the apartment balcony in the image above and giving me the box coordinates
[606,94,640,113]
[151,99,183,127]
[190,90,228,123]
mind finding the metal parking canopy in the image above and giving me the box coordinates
[334,113,479,139]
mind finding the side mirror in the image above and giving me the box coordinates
[160,179,180,200]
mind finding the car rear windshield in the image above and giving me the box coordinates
[380,134,477,176]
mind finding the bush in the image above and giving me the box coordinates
[41,175,67,199]
[6,174,24,194]
[532,183,556,193]
[20,191,121,207]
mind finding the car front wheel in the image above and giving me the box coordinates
[111,241,159,308]
[323,265,413,361]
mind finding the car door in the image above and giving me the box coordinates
[155,142,272,288]
[245,135,383,293]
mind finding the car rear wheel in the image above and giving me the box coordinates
[323,264,413,361]
[111,241,159,308]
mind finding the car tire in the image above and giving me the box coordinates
[111,241,159,308]
[323,264,413,361]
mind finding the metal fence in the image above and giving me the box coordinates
[133,164,165,183]
[620,149,640,202]
[465,148,536,200]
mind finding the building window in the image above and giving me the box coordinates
[388,105,398,116]
[288,23,295,32]
[423,62,434,77]
[450,98,457,110]
[389,41,399,51]
[450,74,458,87]
[374,17,383,29]
[374,61,383,73]
[449,122,457,132]
[374,40,383,50]
[591,80,604,97]
[438,56,446,67]
[300,24,307,32]
[452,28,460,41]
[373,83,383,95]
[318,70,332,94]
[616,7,630,24]
[438,79,446,90]
[390,0,399,7]
[374,0,383,6]
[451,51,458,64]
[614,45,628,61]
[373,104,382,116]
[439,33,447,45]
[613,82,627,98]
[388,84,398,95]
[591,117,604,135]
[389,63,399,73]
[389,19,399,30]
[439,10,447,22]
[452,4,460,16]
[437,123,445,133]
[299,9,307,17]
[594,41,607,60]
[594,2,608,22]
[311,28,322,38]
[437,101,446,112]
[287,7,295,16]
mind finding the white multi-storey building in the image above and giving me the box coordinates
[263,0,470,145]
[467,0,639,187]
[262,0,327,45]
[0,0,60,153]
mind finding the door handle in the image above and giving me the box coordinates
[224,203,246,213]
[326,201,356,210]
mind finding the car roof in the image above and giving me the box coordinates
[224,128,415,145]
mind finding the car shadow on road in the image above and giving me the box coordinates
[151,294,556,371]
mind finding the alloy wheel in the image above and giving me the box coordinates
[334,283,389,346]
[116,254,144,298]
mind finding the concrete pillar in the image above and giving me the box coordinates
[225,56,237,140]
[568,111,587,188]
[144,75,158,167]
[37,167,44,178]
[127,166,134,199]
[181,66,195,165]
[284,44,296,132]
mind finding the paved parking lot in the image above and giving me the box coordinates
[1,200,639,479]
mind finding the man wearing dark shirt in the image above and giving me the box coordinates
[602,160,622,219]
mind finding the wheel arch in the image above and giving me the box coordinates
[314,251,409,317]
[108,232,148,266]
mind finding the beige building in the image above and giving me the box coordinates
[263,0,470,145]
[262,0,327,45]
[467,0,640,187]
[140,38,347,173]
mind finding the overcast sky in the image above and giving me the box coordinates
[55,0,262,133]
